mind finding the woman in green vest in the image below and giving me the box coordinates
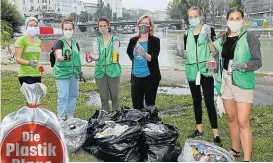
[15,17,42,85]
[53,17,84,122]
[90,17,121,112]
[183,7,222,146]
[214,8,262,161]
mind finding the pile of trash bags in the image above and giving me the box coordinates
[83,107,181,162]
[178,139,235,162]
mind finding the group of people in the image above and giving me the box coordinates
[15,6,262,162]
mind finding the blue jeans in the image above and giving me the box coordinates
[56,75,79,119]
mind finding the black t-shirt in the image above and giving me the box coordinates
[53,40,80,51]
[222,36,239,70]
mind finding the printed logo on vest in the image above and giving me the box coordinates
[0,122,65,163]
[25,48,41,53]
[63,50,71,61]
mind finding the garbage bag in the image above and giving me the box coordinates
[142,123,180,162]
[178,139,235,162]
[121,108,149,125]
[0,83,69,163]
[95,121,142,162]
[61,118,88,153]
[83,110,122,156]
[142,106,162,124]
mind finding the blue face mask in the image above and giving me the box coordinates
[189,18,201,27]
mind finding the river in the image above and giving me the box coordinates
[40,32,273,73]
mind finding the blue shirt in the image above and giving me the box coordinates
[132,41,150,77]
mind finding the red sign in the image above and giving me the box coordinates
[0,122,65,163]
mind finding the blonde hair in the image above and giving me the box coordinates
[188,7,202,16]
[136,15,154,36]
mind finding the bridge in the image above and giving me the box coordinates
[77,20,226,32]
[77,20,183,27]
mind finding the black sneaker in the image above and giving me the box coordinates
[213,136,223,147]
[188,130,204,138]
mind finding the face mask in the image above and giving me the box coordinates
[26,27,39,36]
[189,18,201,27]
[139,24,150,34]
[63,30,73,39]
[227,20,243,32]
[99,28,108,35]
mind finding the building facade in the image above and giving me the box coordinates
[84,2,98,15]
[54,0,85,17]
[104,0,122,18]
[244,0,273,18]
[148,10,168,21]
[8,0,55,18]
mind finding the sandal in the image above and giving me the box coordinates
[229,148,241,157]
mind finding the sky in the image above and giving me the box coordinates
[85,0,172,11]
[122,0,172,11]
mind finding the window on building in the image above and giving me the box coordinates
[23,0,25,4]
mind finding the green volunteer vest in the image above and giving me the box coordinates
[94,35,121,79]
[185,29,211,81]
[53,37,81,80]
[214,28,255,96]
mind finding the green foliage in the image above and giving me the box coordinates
[1,20,13,47]
[167,0,182,20]
[229,0,243,9]
[94,0,112,21]
[1,0,24,33]
[113,13,118,21]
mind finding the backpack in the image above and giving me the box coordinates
[49,46,56,68]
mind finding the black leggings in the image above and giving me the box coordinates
[18,76,41,85]
[131,75,160,109]
[189,74,218,129]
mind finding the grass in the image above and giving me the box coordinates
[1,70,273,162]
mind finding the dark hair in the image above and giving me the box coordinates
[226,7,244,19]
[98,16,110,26]
[219,7,244,44]
[61,17,74,30]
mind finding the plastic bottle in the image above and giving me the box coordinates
[208,55,216,76]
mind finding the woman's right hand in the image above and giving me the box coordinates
[57,56,65,62]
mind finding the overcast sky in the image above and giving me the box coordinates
[122,0,172,11]
[86,0,172,11]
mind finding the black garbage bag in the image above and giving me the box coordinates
[121,108,149,125]
[95,121,142,162]
[83,110,122,156]
[141,106,162,124]
[142,123,181,162]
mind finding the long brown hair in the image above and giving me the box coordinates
[218,7,244,44]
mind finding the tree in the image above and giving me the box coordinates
[113,13,118,21]
[94,0,112,21]
[229,0,243,9]
[105,3,112,20]
[94,0,104,21]
[1,20,13,47]
[167,0,182,20]
[70,12,77,22]
[1,0,23,33]
[79,11,89,23]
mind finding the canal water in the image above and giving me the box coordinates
[40,32,272,73]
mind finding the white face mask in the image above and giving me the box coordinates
[26,26,39,36]
[227,20,243,32]
[63,30,73,39]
